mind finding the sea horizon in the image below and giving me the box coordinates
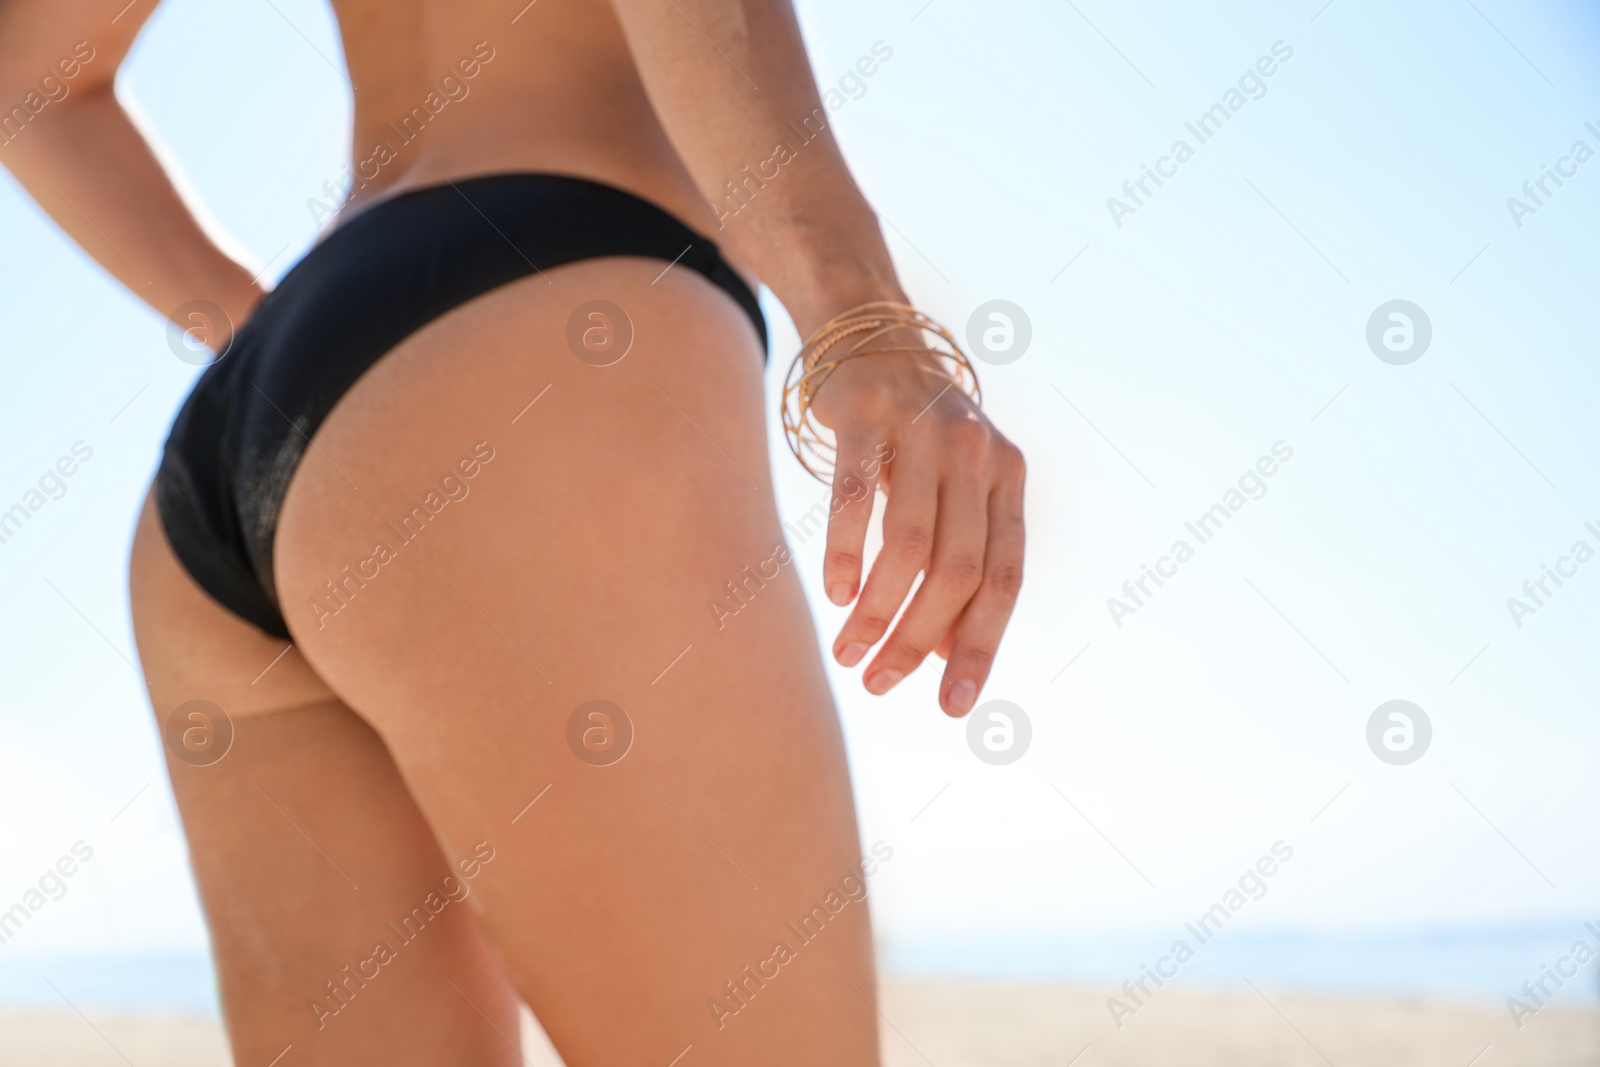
[6,921,1600,1015]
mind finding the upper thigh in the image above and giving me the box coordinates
[274,260,880,1064]
[130,492,335,722]
[128,497,522,1065]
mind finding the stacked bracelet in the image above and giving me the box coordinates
[781,301,981,482]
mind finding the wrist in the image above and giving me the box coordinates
[780,300,982,480]
[788,293,905,342]
[774,254,908,339]
[806,347,952,428]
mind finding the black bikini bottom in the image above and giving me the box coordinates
[154,172,766,639]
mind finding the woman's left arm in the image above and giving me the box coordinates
[0,0,263,341]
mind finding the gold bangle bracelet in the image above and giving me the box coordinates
[781,301,981,482]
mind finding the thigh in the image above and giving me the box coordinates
[274,259,881,1066]
[128,497,523,1066]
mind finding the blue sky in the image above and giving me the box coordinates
[3,0,1600,1012]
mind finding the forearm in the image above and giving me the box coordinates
[608,0,907,336]
[1,86,263,335]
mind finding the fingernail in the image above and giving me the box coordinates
[947,679,977,715]
[837,642,868,667]
[866,669,904,695]
[829,583,854,606]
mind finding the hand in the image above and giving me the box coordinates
[812,349,1026,717]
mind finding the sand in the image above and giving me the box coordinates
[1,980,1593,1066]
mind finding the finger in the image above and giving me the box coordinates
[940,451,1025,716]
[863,455,988,692]
[821,435,889,606]
[831,444,937,673]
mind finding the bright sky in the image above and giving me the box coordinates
[3,0,1600,1009]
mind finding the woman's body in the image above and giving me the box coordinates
[1,1,1023,1063]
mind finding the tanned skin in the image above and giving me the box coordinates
[1,1,1024,1062]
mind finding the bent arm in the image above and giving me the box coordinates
[606,0,908,338]
[610,1,1026,720]
[0,0,262,337]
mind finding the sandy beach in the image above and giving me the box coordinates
[3,980,1594,1066]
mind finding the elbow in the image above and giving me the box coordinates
[27,38,109,102]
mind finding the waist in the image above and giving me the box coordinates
[330,112,725,254]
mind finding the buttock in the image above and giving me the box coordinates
[153,172,766,639]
